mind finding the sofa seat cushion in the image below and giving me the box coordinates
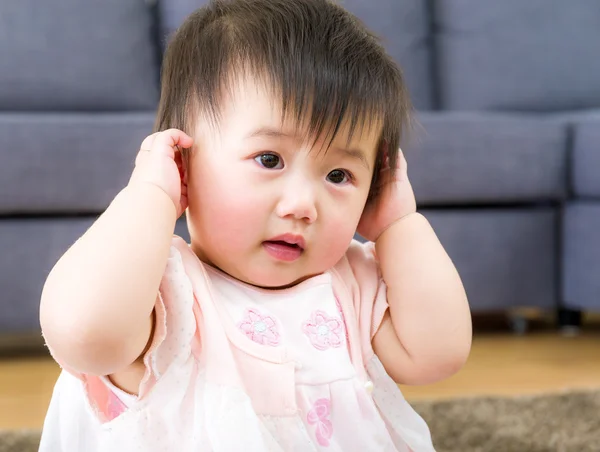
[562,201,600,311]
[570,113,600,198]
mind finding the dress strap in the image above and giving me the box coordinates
[330,268,368,381]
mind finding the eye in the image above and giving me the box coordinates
[254,153,283,169]
[327,169,351,184]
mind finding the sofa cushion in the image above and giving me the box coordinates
[158,0,434,109]
[0,113,156,214]
[0,0,159,110]
[407,112,568,205]
[330,0,433,110]
[435,0,600,111]
[423,208,557,312]
[0,216,182,335]
[158,0,207,44]
[562,202,600,311]
[570,113,600,197]
[0,218,95,334]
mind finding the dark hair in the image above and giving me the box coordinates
[155,0,412,197]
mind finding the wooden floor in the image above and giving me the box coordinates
[2,331,600,430]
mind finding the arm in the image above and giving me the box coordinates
[358,150,471,385]
[372,214,471,385]
[40,184,175,376]
[40,130,192,377]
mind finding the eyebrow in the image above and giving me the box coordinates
[247,126,371,170]
[247,127,291,140]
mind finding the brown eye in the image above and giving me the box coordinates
[327,169,349,184]
[255,153,283,169]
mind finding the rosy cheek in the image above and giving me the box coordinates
[215,189,261,230]
[195,169,265,247]
[317,215,357,262]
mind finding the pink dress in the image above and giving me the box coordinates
[40,237,434,451]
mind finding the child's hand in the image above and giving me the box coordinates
[357,149,417,242]
[128,129,194,218]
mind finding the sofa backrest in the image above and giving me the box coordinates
[341,0,433,110]
[434,0,600,112]
[0,0,159,111]
[158,0,434,110]
[3,0,596,114]
[159,0,207,47]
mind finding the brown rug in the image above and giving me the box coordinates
[2,390,600,451]
[416,389,600,451]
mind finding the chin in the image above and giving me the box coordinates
[245,273,301,290]
[251,267,326,290]
[229,264,297,289]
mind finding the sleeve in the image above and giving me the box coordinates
[138,239,200,396]
[336,239,389,360]
[46,237,199,423]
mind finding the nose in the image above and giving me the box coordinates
[275,176,318,224]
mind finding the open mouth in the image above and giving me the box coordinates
[263,236,305,262]
[264,240,302,250]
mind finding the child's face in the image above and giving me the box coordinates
[185,77,380,288]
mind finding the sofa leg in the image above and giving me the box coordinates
[507,308,545,335]
[508,314,529,335]
[558,308,582,336]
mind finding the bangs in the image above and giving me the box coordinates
[201,65,386,153]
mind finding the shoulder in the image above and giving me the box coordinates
[334,239,381,283]
[162,235,203,281]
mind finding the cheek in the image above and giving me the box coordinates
[324,213,359,244]
[315,194,366,263]
[188,159,266,248]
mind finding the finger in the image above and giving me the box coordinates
[140,132,160,152]
[152,129,194,155]
[135,133,159,166]
[135,147,152,167]
[380,150,407,182]
[397,147,408,167]
[397,154,408,179]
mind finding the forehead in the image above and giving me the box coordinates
[196,75,382,159]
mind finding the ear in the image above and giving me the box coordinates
[174,145,188,186]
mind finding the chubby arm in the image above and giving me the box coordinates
[358,150,471,385]
[40,184,176,377]
[40,130,192,377]
[372,213,471,385]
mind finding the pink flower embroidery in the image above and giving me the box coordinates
[307,398,333,446]
[238,308,281,346]
[302,310,344,351]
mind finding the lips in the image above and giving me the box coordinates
[263,234,306,262]
[265,234,305,249]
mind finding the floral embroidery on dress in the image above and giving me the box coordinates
[307,398,333,447]
[302,310,344,351]
[238,308,281,346]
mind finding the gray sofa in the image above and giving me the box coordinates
[1,0,599,346]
